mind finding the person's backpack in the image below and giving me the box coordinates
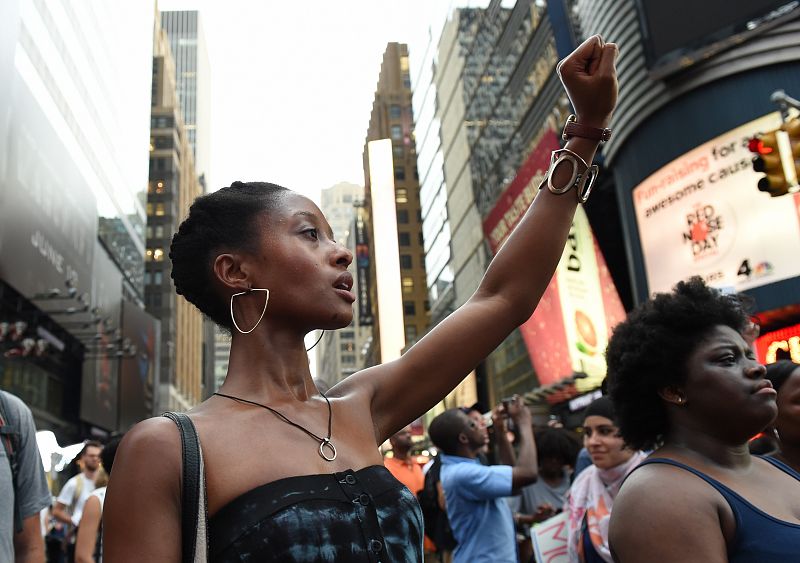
[417,456,457,552]
[0,391,23,533]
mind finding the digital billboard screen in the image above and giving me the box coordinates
[635,0,799,78]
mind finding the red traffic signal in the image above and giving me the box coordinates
[748,137,774,155]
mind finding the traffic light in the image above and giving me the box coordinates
[748,118,800,197]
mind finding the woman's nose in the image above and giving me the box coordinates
[746,360,767,380]
[332,242,353,267]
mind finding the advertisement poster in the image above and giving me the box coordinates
[483,130,626,388]
[632,112,800,295]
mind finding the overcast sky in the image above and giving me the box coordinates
[157,0,488,204]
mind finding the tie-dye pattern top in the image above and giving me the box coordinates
[208,465,424,562]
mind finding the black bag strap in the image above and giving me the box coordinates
[0,391,23,533]
[163,411,207,563]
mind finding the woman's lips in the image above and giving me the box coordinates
[334,288,356,303]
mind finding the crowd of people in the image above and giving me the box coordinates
[3,33,800,563]
[0,391,123,563]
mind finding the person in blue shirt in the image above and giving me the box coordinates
[428,396,539,563]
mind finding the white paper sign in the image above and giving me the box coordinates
[632,112,800,295]
[532,511,569,563]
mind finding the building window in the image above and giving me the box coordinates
[405,324,417,342]
[395,167,406,181]
[398,232,411,246]
[154,271,163,284]
[395,188,408,203]
[341,354,356,364]
[146,203,153,216]
[145,249,154,262]
[146,226,153,238]
[391,125,403,141]
[341,331,354,339]
[393,146,404,159]
[400,254,412,269]
[155,203,166,216]
[153,248,165,261]
[144,271,152,284]
[402,277,414,294]
[390,105,402,119]
[424,300,430,312]
[404,301,416,315]
[155,225,165,238]
[419,232,424,245]
[397,209,409,224]
[341,341,355,353]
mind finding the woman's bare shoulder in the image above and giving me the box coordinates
[109,416,182,495]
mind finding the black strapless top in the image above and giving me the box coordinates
[208,465,424,562]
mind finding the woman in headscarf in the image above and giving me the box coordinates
[565,396,646,562]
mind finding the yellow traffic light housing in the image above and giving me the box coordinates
[749,118,800,197]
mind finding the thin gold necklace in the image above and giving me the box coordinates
[213,391,336,461]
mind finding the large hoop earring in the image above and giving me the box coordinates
[230,288,269,334]
[305,330,325,352]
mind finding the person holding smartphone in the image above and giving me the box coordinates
[428,396,539,563]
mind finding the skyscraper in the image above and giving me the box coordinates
[0,0,156,437]
[362,43,430,366]
[160,10,211,188]
[160,9,216,402]
[147,14,204,413]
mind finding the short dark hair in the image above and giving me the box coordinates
[534,427,582,467]
[428,409,468,455]
[169,181,289,331]
[80,440,103,458]
[606,277,750,452]
[101,434,124,475]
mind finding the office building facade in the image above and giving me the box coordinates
[0,0,156,440]
[147,15,205,413]
[362,43,430,366]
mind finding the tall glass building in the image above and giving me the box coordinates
[0,0,155,438]
[160,10,211,189]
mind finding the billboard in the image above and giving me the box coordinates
[118,300,159,430]
[355,208,373,326]
[483,130,626,388]
[79,242,123,430]
[635,0,798,79]
[632,112,800,296]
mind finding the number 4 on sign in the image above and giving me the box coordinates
[738,259,752,278]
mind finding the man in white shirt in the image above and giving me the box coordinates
[52,441,102,559]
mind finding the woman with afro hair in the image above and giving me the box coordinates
[103,36,620,563]
[606,277,800,562]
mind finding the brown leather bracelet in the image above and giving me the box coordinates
[561,114,612,143]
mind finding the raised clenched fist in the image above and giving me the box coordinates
[556,35,619,129]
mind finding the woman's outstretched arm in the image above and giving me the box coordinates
[344,35,620,442]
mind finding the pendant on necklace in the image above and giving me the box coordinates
[319,438,337,462]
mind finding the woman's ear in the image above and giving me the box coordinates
[658,386,687,407]
[213,253,249,290]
